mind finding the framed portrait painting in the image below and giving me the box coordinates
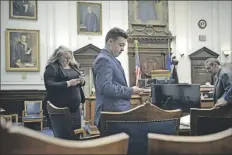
[128,0,168,26]
[77,2,102,35]
[5,29,40,72]
[9,0,38,20]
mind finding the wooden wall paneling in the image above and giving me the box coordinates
[0,90,47,126]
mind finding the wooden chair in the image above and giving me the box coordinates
[0,122,129,155]
[100,101,182,155]
[0,114,21,126]
[46,101,91,140]
[22,101,43,130]
[148,128,232,155]
[190,105,232,136]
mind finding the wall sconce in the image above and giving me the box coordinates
[180,53,185,57]
[223,50,231,57]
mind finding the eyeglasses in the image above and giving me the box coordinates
[63,57,71,60]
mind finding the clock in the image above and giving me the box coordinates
[198,19,207,29]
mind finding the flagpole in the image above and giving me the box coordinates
[134,39,138,65]
[134,40,139,87]
[168,39,174,79]
[167,38,173,80]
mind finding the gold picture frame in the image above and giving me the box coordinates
[9,0,38,20]
[128,0,168,26]
[77,2,102,35]
[5,29,40,72]
[24,100,43,112]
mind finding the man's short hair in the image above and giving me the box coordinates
[20,33,28,37]
[105,27,128,44]
[205,58,220,66]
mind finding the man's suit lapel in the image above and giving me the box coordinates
[213,76,218,103]
[112,58,127,85]
[102,50,128,85]
[213,69,221,103]
[214,76,219,96]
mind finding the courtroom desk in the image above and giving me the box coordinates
[179,125,190,136]
[85,94,213,126]
[178,98,214,136]
[85,95,142,126]
[201,98,214,108]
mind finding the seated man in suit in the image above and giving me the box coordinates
[204,58,232,108]
[92,27,144,127]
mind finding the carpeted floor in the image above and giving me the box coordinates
[41,129,54,137]
[22,114,86,137]
[39,115,85,137]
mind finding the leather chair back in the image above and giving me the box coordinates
[46,102,76,140]
[100,101,182,155]
[190,105,232,135]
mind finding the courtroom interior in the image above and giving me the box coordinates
[1,1,232,155]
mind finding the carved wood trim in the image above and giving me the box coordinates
[189,47,219,60]
[127,25,174,86]
[73,44,101,68]
[189,47,219,84]
[127,2,173,86]
[73,44,101,56]
[101,101,182,120]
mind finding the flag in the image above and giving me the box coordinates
[167,52,172,71]
[166,52,172,80]
[170,57,179,84]
[172,65,179,84]
[134,40,141,87]
[166,39,172,80]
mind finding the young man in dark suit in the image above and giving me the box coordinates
[92,27,144,127]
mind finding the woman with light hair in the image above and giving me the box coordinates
[43,45,85,137]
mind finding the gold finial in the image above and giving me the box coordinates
[134,40,138,48]
[134,40,138,45]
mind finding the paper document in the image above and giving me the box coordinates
[180,114,190,126]
[24,63,34,67]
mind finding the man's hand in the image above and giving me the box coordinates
[25,49,31,55]
[23,4,29,12]
[16,59,21,64]
[132,86,145,94]
[214,98,228,108]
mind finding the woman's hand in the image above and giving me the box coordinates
[80,77,85,85]
[79,105,83,115]
[67,79,81,87]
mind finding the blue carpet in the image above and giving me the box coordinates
[41,129,54,137]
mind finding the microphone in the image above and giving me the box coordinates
[163,96,172,109]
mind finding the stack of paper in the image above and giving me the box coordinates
[180,114,190,126]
